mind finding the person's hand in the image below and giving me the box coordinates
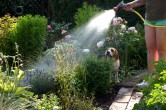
[123,3,133,11]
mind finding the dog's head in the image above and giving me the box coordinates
[105,47,119,61]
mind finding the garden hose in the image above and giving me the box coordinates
[132,9,166,28]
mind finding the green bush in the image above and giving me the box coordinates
[13,14,47,60]
[54,43,97,110]
[46,21,71,48]
[0,46,33,110]
[74,2,102,28]
[33,93,61,110]
[80,54,114,95]
[133,58,166,110]
[0,14,17,55]
[104,19,146,76]
[23,69,56,95]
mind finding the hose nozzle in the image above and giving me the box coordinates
[113,1,126,11]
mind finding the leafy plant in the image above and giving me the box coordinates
[54,42,98,110]
[46,21,72,48]
[23,69,56,95]
[103,17,146,77]
[80,54,114,95]
[0,44,33,110]
[0,92,29,110]
[32,93,61,110]
[13,14,47,60]
[74,2,102,28]
[133,58,166,110]
[0,14,17,55]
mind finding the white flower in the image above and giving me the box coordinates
[162,85,166,90]
[61,29,67,35]
[117,17,123,21]
[125,31,129,34]
[97,40,105,48]
[64,35,71,39]
[121,24,126,31]
[134,30,138,34]
[53,106,60,110]
[119,32,124,36]
[113,18,120,26]
[82,49,90,54]
[128,27,135,31]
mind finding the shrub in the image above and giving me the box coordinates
[54,42,98,110]
[80,54,114,95]
[102,17,146,77]
[21,69,56,95]
[74,2,102,28]
[13,14,47,60]
[133,58,166,110]
[32,93,61,110]
[46,21,72,48]
[0,14,17,55]
[0,92,30,110]
[0,45,33,110]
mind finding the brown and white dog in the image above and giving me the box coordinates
[105,47,120,83]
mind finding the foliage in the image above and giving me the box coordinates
[102,17,146,77]
[0,92,30,110]
[0,44,33,110]
[0,14,17,55]
[13,14,47,60]
[51,0,145,26]
[46,21,72,48]
[133,58,166,110]
[32,93,61,110]
[79,54,114,95]
[74,2,102,28]
[0,0,145,27]
[54,42,98,110]
[22,69,56,95]
[51,0,82,24]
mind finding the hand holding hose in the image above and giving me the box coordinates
[122,3,133,11]
[113,1,133,12]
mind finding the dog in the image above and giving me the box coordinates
[105,47,120,83]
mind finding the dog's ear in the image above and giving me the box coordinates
[114,49,119,61]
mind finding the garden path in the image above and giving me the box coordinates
[109,70,147,110]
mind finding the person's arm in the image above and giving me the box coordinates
[123,0,146,11]
[128,0,146,8]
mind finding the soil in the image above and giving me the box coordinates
[94,70,147,110]
[94,85,122,110]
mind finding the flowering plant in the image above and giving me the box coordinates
[107,17,138,40]
[104,16,146,76]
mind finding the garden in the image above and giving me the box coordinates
[0,0,166,110]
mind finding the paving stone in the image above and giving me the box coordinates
[126,101,139,110]
[118,87,134,96]
[114,95,131,103]
[109,102,128,110]
[130,92,143,102]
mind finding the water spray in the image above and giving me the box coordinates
[113,1,166,28]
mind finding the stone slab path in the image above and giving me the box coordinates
[109,70,147,110]
[109,87,143,110]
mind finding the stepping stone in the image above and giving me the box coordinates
[126,101,139,110]
[118,87,134,96]
[109,102,127,110]
[130,92,143,102]
[114,95,131,103]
